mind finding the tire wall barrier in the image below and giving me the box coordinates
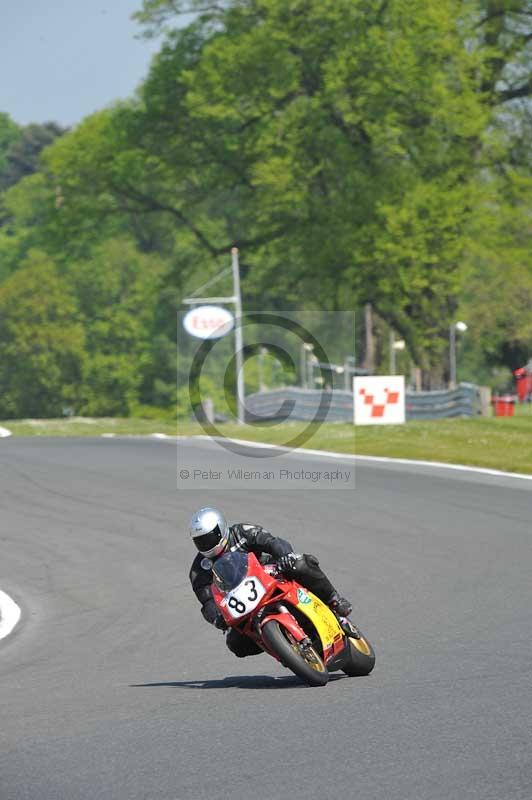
[245,383,482,422]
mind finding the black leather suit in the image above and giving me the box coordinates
[189,523,337,658]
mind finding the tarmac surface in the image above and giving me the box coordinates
[0,437,531,800]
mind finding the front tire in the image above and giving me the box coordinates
[261,620,329,686]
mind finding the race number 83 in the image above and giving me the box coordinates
[225,577,266,619]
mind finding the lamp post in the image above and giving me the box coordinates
[344,356,356,383]
[389,331,406,375]
[334,365,345,391]
[300,343,307,388]
[302,343,314,388]
[231,248,244,424]
[449,321,468,389]
[308,353,318,388]
[258,346,268,392]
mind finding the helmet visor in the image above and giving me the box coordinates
[193,524,224,553]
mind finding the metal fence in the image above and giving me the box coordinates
[245,383,482,422]
[404,383,482,420]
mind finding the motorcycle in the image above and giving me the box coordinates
[211,550,375,687]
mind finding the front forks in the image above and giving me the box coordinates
[254,603,308,646]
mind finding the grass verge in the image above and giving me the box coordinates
[2,409,532,475]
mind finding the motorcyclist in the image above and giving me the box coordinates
[189,506,353,658]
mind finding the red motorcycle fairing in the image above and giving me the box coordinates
[211,551,335,665]
[258,572,345,660]
[258,608,308,644]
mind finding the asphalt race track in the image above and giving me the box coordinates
[1,438,531,800]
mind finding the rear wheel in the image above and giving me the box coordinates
[342,626,376,677]
[261,620,329,687]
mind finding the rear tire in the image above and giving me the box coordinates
[342,629,376,677]
[261,620,329,687]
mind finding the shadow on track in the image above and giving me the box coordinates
[131,674,347,690]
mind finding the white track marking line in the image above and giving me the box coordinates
[100,432,171,439]
[96,431,531,482]
[0,591,21,641]
[0,426,12,438]
[180,435,532,482]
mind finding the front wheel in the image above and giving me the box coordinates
[261,620,329,687]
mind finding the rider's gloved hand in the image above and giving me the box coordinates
[214,614,228,631]
[277,552,298,573]
[201,598,227,630]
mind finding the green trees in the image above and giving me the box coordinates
[56,3,486,370]
[0,238,168,418]
[460,172,532,372]
[126,0,501,378]
[0,121,65,191]
[0,0,530,417]
[0,252,85,417]
[0,113,20,178]
[69,238,165,416]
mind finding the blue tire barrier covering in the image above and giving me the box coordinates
[245,383,481,423]
[404,383,481,420]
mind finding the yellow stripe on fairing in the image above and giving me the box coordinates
[296,590,344,650]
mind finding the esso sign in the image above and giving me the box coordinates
[183,305,234,339]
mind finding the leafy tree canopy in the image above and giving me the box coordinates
[0,121,65,191]
[0,250,85,418]
[0,0,530,416]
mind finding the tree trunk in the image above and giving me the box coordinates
[363,303,375,373]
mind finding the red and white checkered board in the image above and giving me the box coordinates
[353,376,405,425]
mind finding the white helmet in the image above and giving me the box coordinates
[189,507,229,557]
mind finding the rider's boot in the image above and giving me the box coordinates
[328,592,352,618]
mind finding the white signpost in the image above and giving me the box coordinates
[182,248,245,424]
[183,305,234,339]
[353,375,406,425]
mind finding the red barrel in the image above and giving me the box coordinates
[492,396,515,417]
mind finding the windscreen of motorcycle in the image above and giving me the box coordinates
[212,551,249,592]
